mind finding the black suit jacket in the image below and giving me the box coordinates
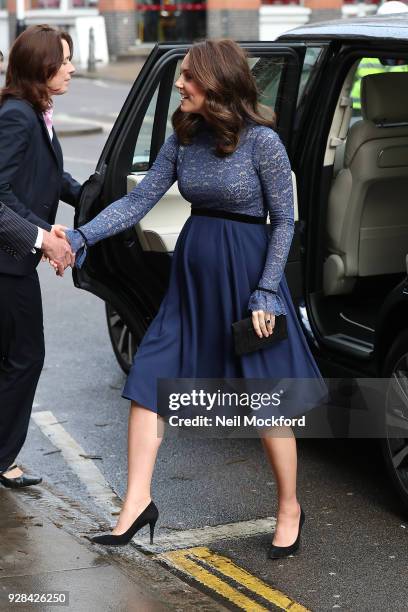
[0,202,38,260]
[0,98,81,276]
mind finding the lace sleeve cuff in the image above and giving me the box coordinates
[65,229,87,269]
[248,289,287,316]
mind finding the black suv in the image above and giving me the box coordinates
[74,14,408,511]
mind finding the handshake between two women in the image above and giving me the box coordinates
[42,224,77,276]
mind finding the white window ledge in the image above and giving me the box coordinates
[26,8,98,19]
[259,5,311,41]
[342,4,378,18]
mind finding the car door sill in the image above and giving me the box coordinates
[323,333,374,360]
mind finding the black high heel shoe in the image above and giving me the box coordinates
[268,506,305,559]
[0,465,42,489]
[91,501,159,546]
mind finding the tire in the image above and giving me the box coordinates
[105,303,148,374]
[381,329,408,511]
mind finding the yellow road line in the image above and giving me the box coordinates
[191,547,310,612]
[163,548,269,611]
[161,547,310,612]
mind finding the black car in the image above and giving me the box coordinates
[74,14,408,511]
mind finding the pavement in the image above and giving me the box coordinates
[77,58,147,85]
[0,477,227,612]
[75,43,155,85]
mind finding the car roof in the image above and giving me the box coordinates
[278,14,408,43]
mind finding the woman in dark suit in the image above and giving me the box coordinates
[0,25,81,487]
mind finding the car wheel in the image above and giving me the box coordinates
[381,330,408,511]
[105,303,147,374]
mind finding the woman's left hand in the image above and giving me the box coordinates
[251,311,275,338]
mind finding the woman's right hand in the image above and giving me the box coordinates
[63,229,88,268]
[52,224,68,238]
[47,227,86,271]
[61,229,84,253]
[41,225,75,276]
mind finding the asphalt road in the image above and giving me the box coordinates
[6,76,408,611]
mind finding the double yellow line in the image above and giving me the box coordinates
[160,546,310,611]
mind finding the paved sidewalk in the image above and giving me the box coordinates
[76,58,146,85]
[0,483,227,612]
[54,120,103,138]
[54,59,147,136]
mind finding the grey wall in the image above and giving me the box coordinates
[308,9,342,23]
[101,11,137,59]
[207,10,259,40]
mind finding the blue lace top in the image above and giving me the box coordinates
[66,123,294,315]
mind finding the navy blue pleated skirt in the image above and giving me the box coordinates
[122,214,327,416]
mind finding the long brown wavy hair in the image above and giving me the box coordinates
[172,39,276,157]
[1,25,73,113]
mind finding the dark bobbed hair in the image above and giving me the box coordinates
[172,39,276,157]
[1,25,73,113]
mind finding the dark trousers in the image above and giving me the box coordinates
[0,271,44,472]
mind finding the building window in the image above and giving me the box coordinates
[136,1,206,43]
[29,0,97,7]
[261,1,302,4]
[70,0,98,6]
[343,0,380,4]
[29,0,61,7]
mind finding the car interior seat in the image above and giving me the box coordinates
[324,71,408,295]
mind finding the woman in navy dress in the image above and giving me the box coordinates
[66,40,326,559]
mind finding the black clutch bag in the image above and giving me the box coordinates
[232,315,288,356]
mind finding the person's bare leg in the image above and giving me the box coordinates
[260,426,301,546]
[1,466,23,478]
[112,402,163,535]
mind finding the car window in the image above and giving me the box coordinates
[297,47,323,106]
[252,56,286,110]
[351,57,408,118]
[132,88,159,172]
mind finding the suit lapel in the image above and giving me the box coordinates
[51,130,64,171]
[38,113,62,170]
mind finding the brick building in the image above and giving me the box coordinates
[0,1,383,62]
[105,1,381,54]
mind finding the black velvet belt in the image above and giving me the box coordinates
[191,207,267,224]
